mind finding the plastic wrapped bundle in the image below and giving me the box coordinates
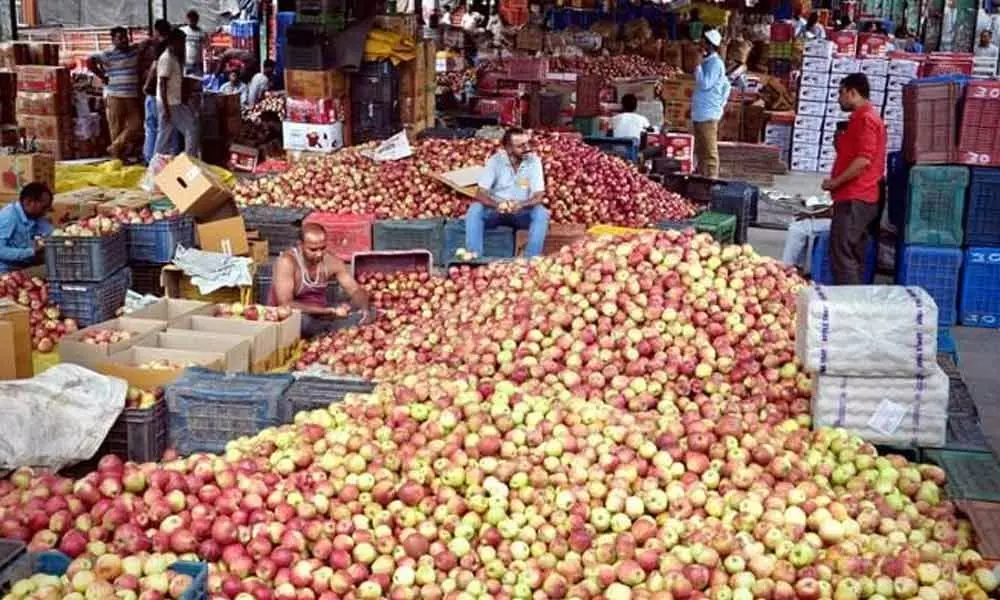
[796,285,938,377]
[811,364,949,447]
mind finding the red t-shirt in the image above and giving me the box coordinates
[830,102,886,204]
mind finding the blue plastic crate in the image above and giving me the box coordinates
[167,368,294,455]
[938,327,959,364]
[710,182,757,243]
[583,136,639,163]
[48,267,131,327]
[30,551,206,600]
[809,230,878,285]
[372,218,447,266]
[126,217,195,264]
[548,7,571,30]
[965,168,1000,247]
[886,151,909,229]
[44,228,128,282]
[896,245,963,326]
[959,246,1000,328]
[443,220,515,261]
[905,165,968,247]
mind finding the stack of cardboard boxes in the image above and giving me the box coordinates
[15,55,74,160]
[883,56,922,154]
[398,38,436,135]
[0,153,55,205]
[283,69,349,153]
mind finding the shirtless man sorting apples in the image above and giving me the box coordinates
[269,223,373,338]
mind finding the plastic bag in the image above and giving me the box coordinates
[0,364,126,471]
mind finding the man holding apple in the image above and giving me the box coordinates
[464,128,550,259]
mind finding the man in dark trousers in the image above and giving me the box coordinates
[821,73,886,285]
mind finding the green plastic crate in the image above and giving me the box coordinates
[905,165,968,247]
[924,450,1000,503]
[693,211,737,244]
[573,116,601,137]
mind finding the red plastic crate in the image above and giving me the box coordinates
[351,250,433,278]
[303,212,374,261]
[475,96,523,126]
[958,81,1000,167]
[575,74,602,118]
[903,80,962,164]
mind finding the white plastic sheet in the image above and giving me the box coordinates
[811,364,948,447]
[0,364,127,471]
[796,285,939,377]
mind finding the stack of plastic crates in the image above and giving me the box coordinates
[45,229,131,327]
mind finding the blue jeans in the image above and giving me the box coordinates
[144,96,182,164]
[465,203,549,258]
[155,102,200,157]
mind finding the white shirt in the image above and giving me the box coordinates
[180,25,206,73]
[610,112,652,141]
[247,72,270,107]
[156,50,183,106]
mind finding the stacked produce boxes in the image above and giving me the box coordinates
[15,65,73,160]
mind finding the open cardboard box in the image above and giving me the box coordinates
[143,330,252,373]
[0,300,32,380]
[171,315,278,372]
[159,266,250,304]
[58,317,167,371]
[98,347,225,389]
[128,298,215,324]
[153,153,236,221]
[196,215,250,256]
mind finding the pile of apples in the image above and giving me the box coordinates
[233,132,695,227]
[214,303,294,322]
[547,54,680,85]
[0,270,76,351]
[136,359,195,371]
[79,328,133,347]
[104,206,183,226]
[2,552,195,600]
[125,385,163,409]
[50,216,120,238]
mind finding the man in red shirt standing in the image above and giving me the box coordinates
[821,73,886,285]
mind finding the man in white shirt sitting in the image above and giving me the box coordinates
[610,94,651,142]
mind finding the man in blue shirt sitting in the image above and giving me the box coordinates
[692,29,732,178]
[465,128,550,258]
[0,183,53,273]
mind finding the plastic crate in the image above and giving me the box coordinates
[943,415,992,453]
[948,376,977,417]
[351,250,433,278]
[957,80,1000,166]
[572,116,601,137]
[44,228,128,282]
[0,540,29,596]
[27,551,207,600]
[503,57,549,81]
[351,60,399,105]
[126,217,195,264]
[167,368,294,455]
[130,264,164,296]
[303,212,375,261]
[924,450,1000,502]
[48,267,132,327]
[282,376,376,422]
[964,167,1000,246]
[655,219,697,231]
[443,220,515,261]
[904,165,968,246]
[896,244,963,326]
[938,327,961,365]
[583,136,639,163]
[98,401,169,463]
[515,224,587,256]
[886,150,909,229]
[959,246,1000,328]
[710,182,757,244]
[693,211,737,244]
[809,230,878,285]
[903,79,963,164]
[575,74,602,118]
[241,205,313,225]
[284,24,338,69]
[372,218,446,265]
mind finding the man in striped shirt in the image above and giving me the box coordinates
[90,27,143,161]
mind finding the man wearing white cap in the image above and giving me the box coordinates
[691,28,732,178]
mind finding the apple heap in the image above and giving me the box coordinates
[104,206,183,226]
[0,270,76,351]
[125,385,164,409]
[137,359,196,371]
[245,94,287,124]
[51,216,121,238]
[80,328,133,347]
[233,132,695,227]
[214,303,294,322]
[2,552,194,600]
[548,55,679,85]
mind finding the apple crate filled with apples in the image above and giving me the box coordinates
[2,229,1000,600]
[0,271,77,353]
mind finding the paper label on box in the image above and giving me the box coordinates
[868,399,908,436]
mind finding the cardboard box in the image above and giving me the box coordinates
[0,154,55,203]
[790,156,819,172]
[15,66,70,93]
[17,114,69,139]
[0,300,32,379]
[196,216,250,256]
[153,153,235,221]
[129,298,214,323]
[31,138,73,161]
[250,239,269,264]
[825,103,849,120]
[804,39,834,58]
[828,31,858,57]
[858,33,890,57]
[818,158,836,173]
[16,91,69,116]
[284,69,348,99]
[283,121,344,153]
[613,78,660,102]
[802,57,832,73]
[792,142,820,160]
[171,315,278,372]
[145,330,252,373]
[99,347,225,389]
[58,317,167,371]
[888,59,922,78]
[860,58,889,77]
[793,114,824,131]
[797,101,826,117]
[228,144,260,173]
[799,71,828,87]
[831,57,861,74]
[798,86,828,102]
[286,97,345,124]
[792,128,822,145]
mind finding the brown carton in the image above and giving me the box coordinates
[171,315,279,372]
[128,298,215,324]
[0,300,32,379]
[249,239,270,265]
[196,215,250,256]
[284,69,348,99]
[153,153,235,221]
[58,317,167,371]
[0,154,55,203]
[16,91,70,116]
[15,66,70,94]
[99,347,225,389]
[144,330,252,373]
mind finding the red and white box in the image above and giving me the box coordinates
[858,33,890,58]
[828,31,859,57]
[285,97,344,124]
[228,144,260,172]
[661,133,694,173]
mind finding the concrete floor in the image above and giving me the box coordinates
[755,171,1000,453]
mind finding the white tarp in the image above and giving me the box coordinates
[0,364,127,471]
[796,285,939,377]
